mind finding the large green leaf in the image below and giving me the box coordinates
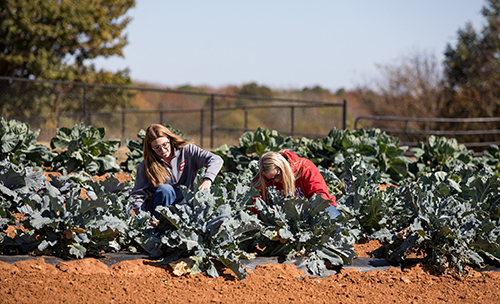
[0,134,18,154]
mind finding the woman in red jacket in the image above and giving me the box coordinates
[251,150,339,218]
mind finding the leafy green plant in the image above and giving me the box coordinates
[458,167,500,265]
[135,169,355,278]
[148,179,262,280]
[0,159,47,214]
[375,187,486,272]
[121,129,145,174]
[3,123,500,277]
[319,128,412,184]
[0,160,47,252]
[336,155,408,243]
[366,166,500,272]
[410,135,475,176]
[0,159,145,258]
[318,166,345,197]
[214,127,301,173]
[474,144,500,172]
[49,123,121,175]
[216,127,413,185]
[0,117,54,169]
[252,188,355,276]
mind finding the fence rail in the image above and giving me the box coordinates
[0,77,347,149]
[354,115,500,151]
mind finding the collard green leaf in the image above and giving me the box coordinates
[218,251,247,280]
[38,239,57,252]
[1,134,18,153]
[30,212,57,230]
[69,243,87,259]
[306,252,326,276]
[206,260,219,278]
[315,246,343,267]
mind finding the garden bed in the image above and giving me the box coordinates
[2,121,500,303]
[1,241,499,303]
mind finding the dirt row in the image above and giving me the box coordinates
[1,241,499,304]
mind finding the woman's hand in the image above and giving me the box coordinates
[149,219,159,228]
[198,178,212,191]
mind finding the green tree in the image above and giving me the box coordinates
[443,0,500,118]
[0,0,135,82]
[354,50,446,144]
[300,85,332,101]
[302,85,330,94]
[236,82,273,97]
[176,84,206,93]
[0,0,136,117]
[358,50,445,118]
[232,82,274,109]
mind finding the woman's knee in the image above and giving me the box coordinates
[153,184,177,206]
[155,183,176,197]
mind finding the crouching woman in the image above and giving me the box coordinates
[131,124,223,218]
[250,150,339,218]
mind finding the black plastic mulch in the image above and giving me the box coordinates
[1,254,497,277]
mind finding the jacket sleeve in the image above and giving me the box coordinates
[130,161,153,214]
[299,160,337,207]
[188,144,224,182]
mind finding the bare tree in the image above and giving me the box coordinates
[360,50,445,118]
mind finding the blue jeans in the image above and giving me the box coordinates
[141,184,183,219]
[326,204,342,233]
[326,204,340,219]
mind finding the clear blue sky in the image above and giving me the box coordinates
[93,0,486,91]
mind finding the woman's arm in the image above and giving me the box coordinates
[299,160,337,207]
[188,144,224,183]
[130,161,153,214]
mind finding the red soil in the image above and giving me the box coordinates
[0,241,498,304]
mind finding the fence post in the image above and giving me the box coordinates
[403,120,408,143]
[244,108,248,131]
[122,111,126,144]
[83,84,89,125]
[53,83,59,132]
[210,94,214,149]
[343,99,347,130]
[200,109,204,148]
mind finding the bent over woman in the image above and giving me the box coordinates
[131,124,223,218]
[251,150,339,218]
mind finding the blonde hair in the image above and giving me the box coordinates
[143,124,190,187]
[252,151,304,202]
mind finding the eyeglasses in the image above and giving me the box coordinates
[152,140,170,152]
[264,167,281,182]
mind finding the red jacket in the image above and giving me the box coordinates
[255,150,337,207]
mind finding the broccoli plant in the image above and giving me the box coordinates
[49,123,121,175]
[0,117,54,170]
[148,180,262,280]
[253,188,355,276]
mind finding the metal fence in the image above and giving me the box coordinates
[0,77,347,149]
[354,115,500,151]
